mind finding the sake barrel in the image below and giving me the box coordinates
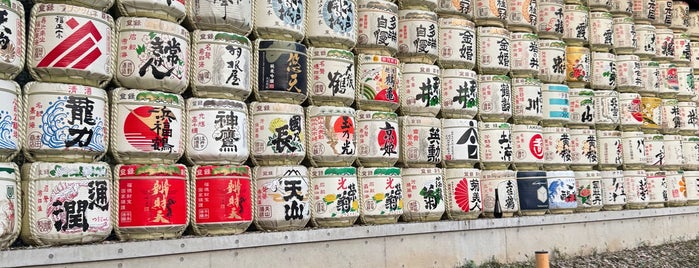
[662,134,684,170]
[594,90,620,130]
[399,63,441,116]
[478,122,512,169]
[641,96,663,132]
[184,98,249,165]
[356,54,400,112]
[444,168,482,220]
[597,130,623,170]
[253,0,306,41]
[660,98,681,134]
[590,52,616,90]
[355,0,398,56]
[254,166,310,231]
[401,167,445,222]
[574,170,604,212]
[305,0,357,49]
[481,169,518,218]
[638,61,660,96]
[507,0,538,32]
[635,24,657,59]
[254,39,308,105]
[309,167,359,227]
[562,5,589,46]
[682,136,699,170]
[678,101,699,135]
[510,33,539,78]
[655,28,675,61]
[398,116,441,167]
[250,102,306,166]
[689,11,699,41]
[306,106,357,167]
[23,82,107,163]
[184,0,252,35]
[476,26,511,75]
[114,17,189,94]
[645,170,667,208]
[611,17,636,55]
[116,0,185,23]
[308,48,356,107]
[511,124,544,170]
[355,110,399,167]
[619,93,643,131]
[676,67,694,101]
[670,1,689,32]
[653,0,673,28]
[538,40,566,83]
[684,170,699,206]
[622,131,647,169]
[565,46,590,88]
[673,33,692,66]
[437,18,476,70]
[624,169,649,209]
[546,170,577,213]
[190,31,252,101]
[396,10,438,64]
[569,128,598,170]
[28,3,113,88]
[110,88,185,164]
[440,69,478,119]
[190,165,253,236]
[541,83,570,126]
[516,171,549,216]
[473,0,507,27]
[568,88,595,128]
[435,0,472,18]
[615,54,642,92]
[644,133,664,169]
[589,12,614,52]
[21,162,111,245]
[542,126,572,170]
[0,0,24,80]
[0,163,19,249]
[441,119,479,168]
[600,170,626,211]
[357,167,403,224]
[511,78,543,124]
[0,80,20,162]
[536,0,564,39]
[477,74,512,122]
[610,0,632,17]
[632,0,656,24]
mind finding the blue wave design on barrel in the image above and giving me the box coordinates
[87,120,105,152]
[41,97,69,149]
[0,111,15,150]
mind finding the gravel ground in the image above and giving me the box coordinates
[470,239,699,268]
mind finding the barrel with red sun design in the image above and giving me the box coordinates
[444,168,481,220]
[355,110,399,167]
[306,106,357,167]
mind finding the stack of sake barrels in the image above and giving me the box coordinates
[687,10,699,206]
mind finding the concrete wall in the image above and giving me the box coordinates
[3,206,699,268]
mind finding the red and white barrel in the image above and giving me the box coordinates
[564,46,590,88]
[114,17,189,94]
[574,171,604,212]
[253,0,306,41]
[684,170,699,206]
[481,169,518,218]
[612,17,636,55]
[641,96,663,131]
[632,0,656,24]
[597,130,623,170]
[678,101,698,135]
[357,167,403,224]
[254,166,310,231]
[672,33,691,66]
[644,133,664,168]
[356,54,400,112]
[305,0,357,49]
[0,163,18,249]
[440,69,478,119]
[670,0,689,32]
[24,82,107,162]
[309,167,359,227]
[542,126,572,170]
[618,93,643,131]
[110,88,184,164]
[28,4,113,88]
[546,170,577,213]
[356,0,398,56]
[398,116,441,167]
[401,168,445,222]
[435,0,472,18]
[594,90,620,130]
[666,170,686,206]
[355,110,399,167]
[590,12,614,52]
[541,84,570,126]
[190,31,252,101]
[397,10,438,64]
[22,162,111,245]
[562,5,589,46]
[0,80,20,162]
[507,0,538,32]
[250,102,305,166]
[306,106,357,167]
[538,40,566,83]
[190,165,253,236]
[185,0,252,35]
[116,0,185,23]
[477,74,512,122]
[653,0,673,28]
[510,33,539,78]
[184,98,249,165]
[254,39,308,105]
[476,27,511,75]
[663,134,684,170]
[658,63,679,98]
[473,0,507,27]
[660,98,681,134]
[682,136,699,170]
[676,67,694,101]
[645,170,667,208]
[635,24,657,59]
[308,48,355,107]
[0,0,24,80]
[441,119,480,168]
[655,28,675,61]
[399,63,441,117]
[610,0,632,17]
[624,169,649,209]
[600,170,626,211]
[569,128,598,170]
[639,61,660,96]
[536,0,564,40]
[437,18,476,70]
[511,124,544,170]
[117,165,190,240]
[444,168,482,220]
[615,55,642,92]
[590,52,616,91]
[622,131,647,169]
[511,78,543,124]
[478,122,512,169]
[568,88,595,128]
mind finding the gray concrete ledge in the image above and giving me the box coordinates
[3,206,699,267]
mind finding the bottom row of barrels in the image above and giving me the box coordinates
[1,162,698,248]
